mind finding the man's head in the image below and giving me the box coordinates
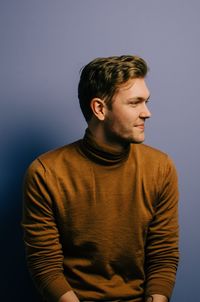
[78,55,151,147]
[78,55,148,122]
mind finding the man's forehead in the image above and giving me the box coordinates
[117,78,150,95]
[118,77,147,88]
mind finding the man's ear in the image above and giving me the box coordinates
[90,98,106,121]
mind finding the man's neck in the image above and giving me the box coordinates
[88,123,129,153]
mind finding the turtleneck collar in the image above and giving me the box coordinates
[79,128,130,166]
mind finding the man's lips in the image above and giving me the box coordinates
[135,123,145,129]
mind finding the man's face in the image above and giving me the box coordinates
[103,77,151,146]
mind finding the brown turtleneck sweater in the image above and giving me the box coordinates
[22,129,179,302]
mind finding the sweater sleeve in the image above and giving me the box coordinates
[144,156,179,300]
[22,159,72,302]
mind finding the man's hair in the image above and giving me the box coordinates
[78,55,148,122]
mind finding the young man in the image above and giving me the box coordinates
[22,55,179,302]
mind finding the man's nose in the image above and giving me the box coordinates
[140,103,151,119]
[140,104,151,118]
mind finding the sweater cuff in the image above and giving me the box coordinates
[145,278,175,300]
[42,275,72,302]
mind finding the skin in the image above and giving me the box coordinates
[58,290,79,302]
[59,291,168,302]
[58,77,168,302]
[89,77,151,151]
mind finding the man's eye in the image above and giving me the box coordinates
[129,102,137,106]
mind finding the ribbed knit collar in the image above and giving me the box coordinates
[79,128,130,166]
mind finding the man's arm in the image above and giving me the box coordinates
[22,159,73,302]
[144,156,179,300]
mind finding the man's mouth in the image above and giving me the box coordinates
[135,124,145,130]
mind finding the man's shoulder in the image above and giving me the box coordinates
[27,139,82,173]
[131,143,176,169]
[131,143,177,180]
[132,143,168,159]
[40,140,80,160]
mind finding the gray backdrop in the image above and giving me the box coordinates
[1,1,199,301]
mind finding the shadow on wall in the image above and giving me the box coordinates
[1,126,58,301]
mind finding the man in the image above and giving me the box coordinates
[22,55,179,302]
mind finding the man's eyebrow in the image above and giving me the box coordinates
[127,95,151,102]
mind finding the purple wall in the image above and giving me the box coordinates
[1,1,200,301]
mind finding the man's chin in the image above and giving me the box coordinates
[128,136,145,144]
[110,134,145,147]
[131,140,144,144]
